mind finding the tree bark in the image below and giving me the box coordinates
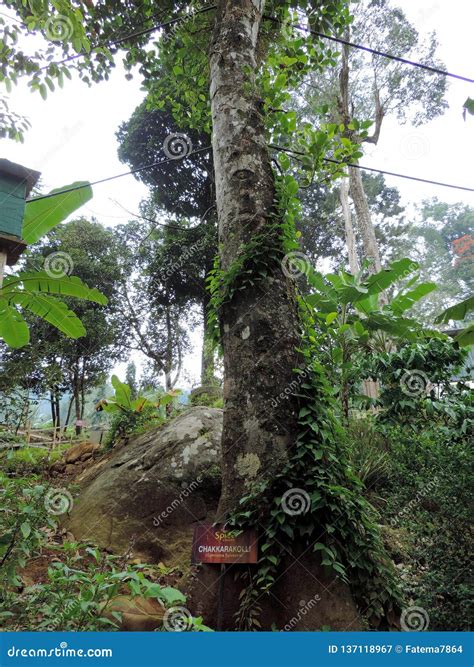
[339,177,359,274]
[73,369,81,436]
[50,390,56,428]
[164,304,173,392]
[64,394,74,432]
[55,391,61,429]
[338,30,383,276]
[210,0,301,517]
[349,164,382,274]
[200,296,215,386]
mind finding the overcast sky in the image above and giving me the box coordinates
[1,0,473,387]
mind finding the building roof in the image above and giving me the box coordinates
[0,158,41,197]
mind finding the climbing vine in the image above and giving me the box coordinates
[207,168,403,630]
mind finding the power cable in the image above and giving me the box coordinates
[26,146,212,202]
[27,143,474,204]
[270,144,474,192]
[263,14,474,84]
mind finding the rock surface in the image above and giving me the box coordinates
[66,406,363,630]
[104,596,165,631]
[66,407,223,564]
[64,441,100,464]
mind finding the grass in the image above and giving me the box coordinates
[0,445,68,473]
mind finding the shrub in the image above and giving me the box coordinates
[346,418,391,489]
[378,422,473,630]
[104,404,164,449]
[0,446,66,475]
[0,477,211,632]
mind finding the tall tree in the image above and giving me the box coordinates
[1,218,125,432]
[116,101,218,384]
[3,0,402,628]
[394,199,474,323]
[303,0,447,272]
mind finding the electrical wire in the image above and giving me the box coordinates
[263,14,474,84]
[26,143,474,205]
[14,4,470,84]
[269,144,474,192]
[26,146,212,202]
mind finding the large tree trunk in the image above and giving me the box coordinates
[338,31,382,276]
[50,390,56,428]
[210,0,301,517]
[200,296,215,386]
[164,304,173,392]
[339,177,359,274]
[189,0,361,632]
[63,395,74,433]
[349,164,382,274]
[73,370,81,436]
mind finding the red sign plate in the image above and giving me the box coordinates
[192,523,258,564]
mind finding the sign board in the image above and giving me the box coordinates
[192,523,258,564]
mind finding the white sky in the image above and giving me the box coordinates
[1,0,473,387]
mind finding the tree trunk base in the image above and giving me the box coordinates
[188,547,362,631]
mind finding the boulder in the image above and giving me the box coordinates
[65,406,363,630]
[65,407,223,564]
[104,596,165,631]
[64,441,99,464]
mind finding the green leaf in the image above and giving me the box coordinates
[0,300,30,348]
[454,323,474,347]
[9,293,86,338]
[390,282,437,315]
[364,313,418,340]
[354,293,379,316]
[325,312,338,325]
[337,284,369,305]
[23,182,93,244]
[305,293,338,313]
[435,296,474,325]
[363,259,419,297]
[20,522,31,538]
[3,272,107,305]
[158,586,187,606]
[111,375,132,409]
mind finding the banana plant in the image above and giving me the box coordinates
[435,296,474,347]
[303,258,438,345]
[0,182,107,348]
[96,375,180,416]
[299,258,440,419]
